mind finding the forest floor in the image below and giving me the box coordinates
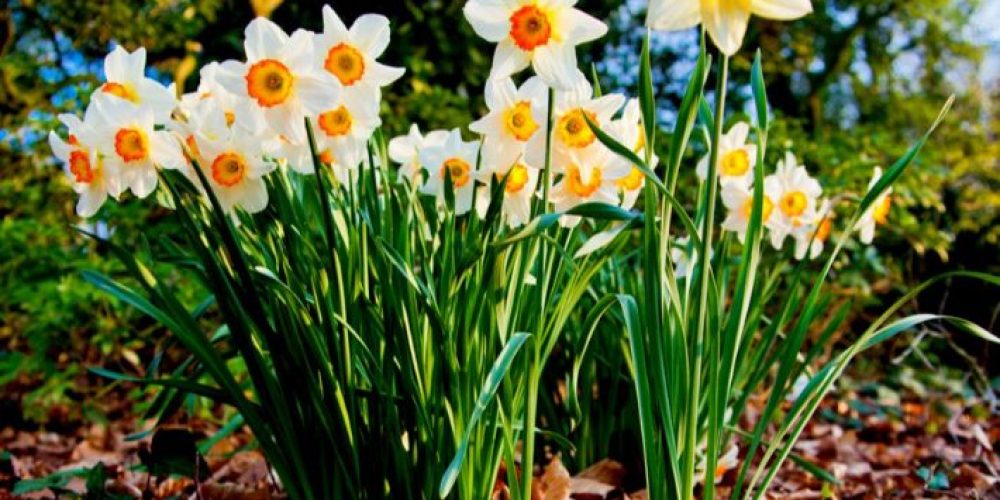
[1,375,998,499]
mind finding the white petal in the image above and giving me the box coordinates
[151,131,186,170]
[296,73,342,115]
[365,61,406,87]
[283,29,316,73]
[138,79,178,122]
[531,43,579,90]
[322,5,349,39]
[464,0,512,43]
[350,14,392,58]
[701,1,751,56]
[750,0,812,20]
[559,7,608,45]
[245,17,289,61]
[240,179,270,213]
[490,39,532,80]
[215,60,250,98]
[48,131,72,160]
[129,164,159,198]
[103,46,131,82]
[76,189,107,218]
[646,0,701,31]
[487,77,517,111]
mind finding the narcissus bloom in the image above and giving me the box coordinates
[611,99,655,210]
[470,76,547,173]
[856,167,892,244]
[312,97,382,171]
[646,0,813,56]
[195,127,276,214]
[217,18,341,143]
[524,75,625,173]
[463,0,608,89]
[549,143,631,227]
[388,125,450,184]
[720,176,779,243]
[696,122,756,187]
[98,45,177,122]
[475,162,540,227]
[177,62,269,138]
[314,6,405,104]
[91,94,185,199]
[48,110,122,217]
[419,129,481,215]
[793,199,833,260]
[767,151,822,249]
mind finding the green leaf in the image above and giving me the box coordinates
[439,332,531,499]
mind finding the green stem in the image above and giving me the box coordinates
[686,53,729,500]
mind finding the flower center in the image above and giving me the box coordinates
[318,106,353,137]
[324,43,365,86]
[440,157,471,188]
[779,191,808,217]
[873,195,891,225]
[101,82,139,103]
[211,152,247,187]
[741,195,774,222]
[616,166,644,191]
[246,59,294,107]
[504,102,538,141]
[69,150,95,183]
[497,164,530,193]
[557,109,597,149]
[510,4,552,51]
[566,165,602,198]
[114,128,148,162]
[720,150,750,177]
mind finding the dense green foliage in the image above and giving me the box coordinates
[1,0,996,432]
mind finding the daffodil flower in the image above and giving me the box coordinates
[548,143,631,227]
[523,74,625,173]
[475,161,540,227]
[856,167,892,244]
[310,96,382,172]
[313,5,405,104]
[793,199,833,260]
[177,62,269,138]
[463,0,607,90]
[388,125,450,185]
[720,176,780,243]
[646,0,813,56]
[696,121,757,187]
[217,18,342,144]
[98,45,177,122]
[194,126,276,214]
[91,93,185,199]
[470,76,547,174]
[610,99,656,210]
[48,109,122,217]
[419,129,482,215]
[766,151,822,249]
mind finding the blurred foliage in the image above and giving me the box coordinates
[1,0,997,423]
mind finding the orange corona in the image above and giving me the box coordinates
[873,195,891,225]
[742,195,774,222]
[504,102,538,141]
[114,128,148,162]
[557,109,597,149]
[720,150,750,177]
[325,44,365,86]
[616,167,644,191]
[318,106,353,137]
[566,165,602,198]
[440,158,471,188]
[498,164,530,193]
[101,82,139,103]
[779,191,808,217]
[69,150,95,184]
[509,5,552,51]
[246,59,294,107]
[211,152,247,187]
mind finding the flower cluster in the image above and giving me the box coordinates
[50,0,893,253]
[50,5,404,216]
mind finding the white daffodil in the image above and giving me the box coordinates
[856,167,892,244]
[419,129,481,215]
[695,442,740,485]
[611,99,656,210]
[178,62,269,138]
[767,151,822,249]
[646,0,812,56]
[470,76,547,173]
[216,18,341,143]
[463,0,607,89]
[388,124,450,184]
[720,176,779,243]
[697,121,756,187]
[195,126,276,214]
[48,109,122,217]
[314,5,405,105]
[311,96,382,172]
[670,235,713,279]
[97,45,177,122]
[475,162,540,227]
[524,75,625,173]
[91,94,185,199]
[549,144,631,227]
[792,198,833,260]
